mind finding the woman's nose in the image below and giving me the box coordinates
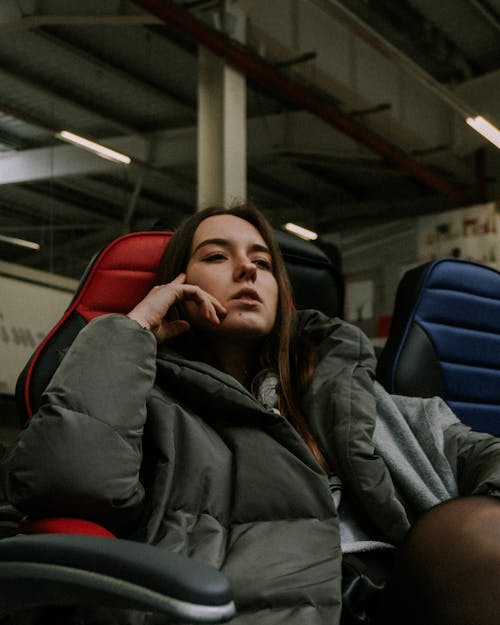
[235,260,257,281]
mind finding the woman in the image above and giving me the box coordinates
[3,204,500,625]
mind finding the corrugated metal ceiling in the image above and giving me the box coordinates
[0,0,498,278]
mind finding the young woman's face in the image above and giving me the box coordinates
[185,214,279,340]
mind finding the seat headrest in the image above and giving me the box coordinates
[275,230,343,318]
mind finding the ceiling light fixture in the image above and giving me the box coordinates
[465,116,500,150]
[284,223,318,241]
[0,234,40,250]
[56,130,132,165]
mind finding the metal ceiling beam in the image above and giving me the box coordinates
[0,4,162,34]
[35,28,195,117]
[133,0,471,205]
[318,194,457,232]
[0,184,115,226]
[0,68,136,138]
[469,0,500,33]
[0,35,192,139]
[313,0,476,118]
[0,223,109,233]
[321,0,474,82]
[20,224,122,273]
[0,111,374,185]
[0,141,126,184]
[0,126,196,184]
[55,175,191,218]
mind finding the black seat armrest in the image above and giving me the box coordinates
[0,534,235,623]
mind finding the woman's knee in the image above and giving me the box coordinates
[396,496,500,625]
[404,496,500,569]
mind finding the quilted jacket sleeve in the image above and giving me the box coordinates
[447,422,500,498]
[2,314,157,534]
[297,310,412,544]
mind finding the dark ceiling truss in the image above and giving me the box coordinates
[22,225,125,274]
[85,172,195,223]
[0,98,196,223]
[0,31,184,136]
[318,194,457,232]
[0,126,29,151]
[470,0,500,34]
[2,12,294,137]
[133,0,473,206]
[8,172,192,247]
[291,161,367,203]
[247,165,315,209]
[42,23,198,114]
[0,0,497,280]
[37,25,197,129]
[413,0,500,73]
[26,180,125,222]
[280,151,419,178]
[275,159,361,206]
[2,184,114,228]
[337,0,476,82]
[0,187,114,276]
[0,8,215,264]
[0,208,44,234]
[275,151,419,199]
[0,67,129,140]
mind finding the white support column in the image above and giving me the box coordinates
[197,9,247,209]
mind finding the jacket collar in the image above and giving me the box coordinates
[155,337,325,474]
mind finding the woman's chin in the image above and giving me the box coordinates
[201,314,272,341]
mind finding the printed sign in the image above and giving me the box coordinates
[0,276,72,394]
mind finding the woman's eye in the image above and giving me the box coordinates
[253,258,272,270]
[204,253,226,262]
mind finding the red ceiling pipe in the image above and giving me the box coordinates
[134,0,470,205]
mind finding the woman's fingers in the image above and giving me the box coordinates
[127,285,177,331]
[171,273,187,285]
[127,274,226,343]
[179,285,226,324]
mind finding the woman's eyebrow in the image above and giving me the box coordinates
[249,243,271,255]
[192,238,229,254]
[192,238,270,255]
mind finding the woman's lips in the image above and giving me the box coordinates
[230,288,262,303]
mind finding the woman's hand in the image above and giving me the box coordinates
[127,273,226,343]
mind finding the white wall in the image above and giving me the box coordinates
[0,270,75,394]
[327,220,418,337]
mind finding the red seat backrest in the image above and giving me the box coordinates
[16,231,172,422]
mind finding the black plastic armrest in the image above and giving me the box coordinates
[0,534,235,623]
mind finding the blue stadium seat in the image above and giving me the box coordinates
[376,258,500,436]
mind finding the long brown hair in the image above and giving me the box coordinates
[156,203,328,471]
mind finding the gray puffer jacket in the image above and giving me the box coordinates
[4,310,500,625]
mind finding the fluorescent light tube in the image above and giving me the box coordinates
[56,130,132,165]
[0,234,40,250]
[284,222,318,241]
[466,116,500,150]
